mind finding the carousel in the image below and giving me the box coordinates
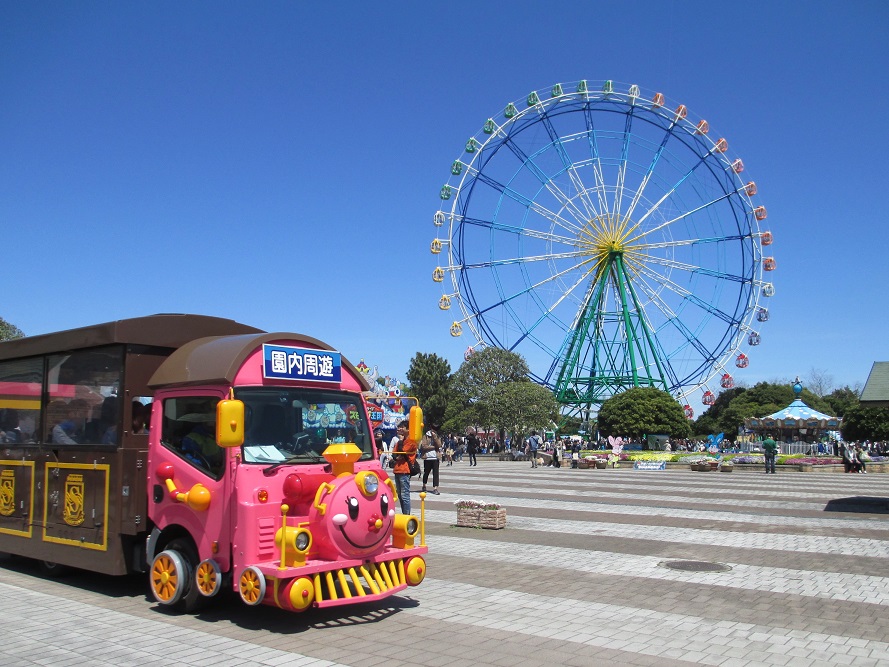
[745,377,841,449]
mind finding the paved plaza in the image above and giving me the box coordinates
[3,462,889,666]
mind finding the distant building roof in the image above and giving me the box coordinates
[860,362,889,408]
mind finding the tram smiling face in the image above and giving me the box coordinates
[312,470,396,560]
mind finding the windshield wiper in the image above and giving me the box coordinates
[262,453,326,475]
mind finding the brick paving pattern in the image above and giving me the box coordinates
[3,462,889,666]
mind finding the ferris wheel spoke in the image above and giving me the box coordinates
[582,105,612,216]
[458,249,593,271]
[631,254,749,284]
[501,266,601,355]
[623,119,675,223]
[632,274,714,363]
[499,135,590,224]
[634,263,742,327]
[635,234,746,250]
[612,108,636,222]
[459,216,582,248]
[459,255,597,320]
[455,259,597,331]
[537,108,600,221]
[625,190,736,246]
[469,168,587,236]
[620,149,718,241]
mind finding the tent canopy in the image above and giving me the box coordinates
[745,395,841,431]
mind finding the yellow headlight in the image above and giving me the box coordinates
[355,471,379,497]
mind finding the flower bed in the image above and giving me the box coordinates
[781,456,843,466]
[732,455,764,465]
[455,500,507,529]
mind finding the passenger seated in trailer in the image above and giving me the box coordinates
[0,408,23,443]
[48,400,79,444]
[131,401,149,434]
[84,396,120,445]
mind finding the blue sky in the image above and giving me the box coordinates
[2,1,887,402]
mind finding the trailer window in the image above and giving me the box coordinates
[0,358,43,444]
[44,347,123,446]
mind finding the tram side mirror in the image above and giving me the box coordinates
[408,405,424,443]
[217,399,245,448]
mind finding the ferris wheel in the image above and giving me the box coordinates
[431,80,775,416]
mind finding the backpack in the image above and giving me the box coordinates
[529,435,539,451]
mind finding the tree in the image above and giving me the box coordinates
[486,380,559,445]
[450,347,530,428]
[824,385,860,418]
[805,367,835,398]
[451,347,529,400]
[693,387,746,436]
[841,405,889,442]
[441,397,483,435]
[405,352,452,430]
[597,387,692,441]
[0,317,24,341]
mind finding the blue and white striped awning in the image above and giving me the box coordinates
[746,399,841,429]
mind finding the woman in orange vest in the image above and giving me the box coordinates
[392,419,418,514]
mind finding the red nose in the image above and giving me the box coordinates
[367,513,383,532]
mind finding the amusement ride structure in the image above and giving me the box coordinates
[431,81,775,419]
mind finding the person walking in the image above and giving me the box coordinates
[763,434,777,474]
[467,430,479,466]
[444,434,454,466]
[528,430,540,468]
[391,420,418,515]
[420,429,442,494]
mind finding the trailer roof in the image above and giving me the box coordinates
[148,332,373,391]
[0,314,264,360]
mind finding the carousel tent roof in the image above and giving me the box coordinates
[745,392,842,430]
[765,399,836,422]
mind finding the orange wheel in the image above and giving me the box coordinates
[195,559,221,598]
[151,550,186,605]
[238,566,266,606]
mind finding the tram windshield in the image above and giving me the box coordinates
[236,388,372,464]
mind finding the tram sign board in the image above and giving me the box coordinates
[262,344,342,383]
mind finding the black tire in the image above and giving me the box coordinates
[37,560,70,578]
[164,538,204,613]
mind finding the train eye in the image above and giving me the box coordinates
[380,494,389,516]
[347,496,360,521]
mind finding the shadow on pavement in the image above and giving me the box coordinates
[1,551,420,633]
[824,496,889,514]
[151,588,419,634]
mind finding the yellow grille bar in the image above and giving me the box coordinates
[307,559,409,604]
